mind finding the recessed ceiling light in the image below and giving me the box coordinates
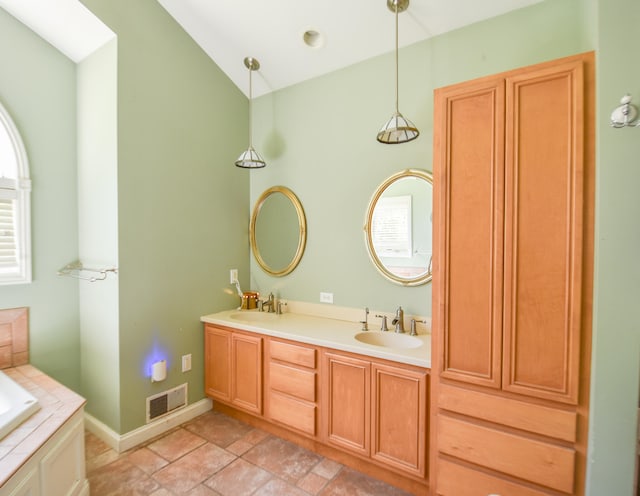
[303,29,325,49]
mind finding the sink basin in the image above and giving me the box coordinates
[229,312,279,323]
[355,331,422,349]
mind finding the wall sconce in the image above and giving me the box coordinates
[610,94,640,128]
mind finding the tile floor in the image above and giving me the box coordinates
[85,410,414,495]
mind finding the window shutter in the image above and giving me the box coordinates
[0,197,17,272]
[0,99,31,285]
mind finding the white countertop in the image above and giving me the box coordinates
[201,309,431,368]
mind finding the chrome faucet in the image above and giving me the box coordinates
[392,306,405,333]
[375,314,389,332]
[260,292,276,313]
[360,307,370,331]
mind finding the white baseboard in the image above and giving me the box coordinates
[84,398,212,453]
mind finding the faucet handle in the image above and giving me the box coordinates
[375,314,389,332]
[410,318,427,336]
[360,307,369,331]
[277,301,287,315]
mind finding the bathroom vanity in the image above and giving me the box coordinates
[201,309,430,494]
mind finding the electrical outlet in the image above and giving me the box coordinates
[181,354,192,372]
[230,269,238,284]
[320,292,333,304]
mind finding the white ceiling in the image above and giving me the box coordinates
[0,0,114,62]
[0,0,542,97]
[158,0,543,97]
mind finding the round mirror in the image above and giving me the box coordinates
[364,169,433,286]
[250,186,307,277]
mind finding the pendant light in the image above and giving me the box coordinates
[376,0,419,144]
[235,57,266,168]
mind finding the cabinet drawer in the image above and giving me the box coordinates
[438,383,577,442]
[269,391,316,435]
[437,459,550,496]
[269,362,316,402]
[270,340,316,368]
[438,415,575,493]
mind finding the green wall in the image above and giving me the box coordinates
[80,0,251,433]
[77,39,120,431]
[587,0,640,493]
[250,0,592,318]
[0,8,81,390]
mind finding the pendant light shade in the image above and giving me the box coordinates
[376,0,419,144]
[235,57,266,169]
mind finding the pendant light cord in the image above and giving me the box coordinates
[248,67,253,148]
[394,1,399,113]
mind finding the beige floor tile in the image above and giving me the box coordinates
[127,446,170,474]
[319,467,414,496]
[152,442,235,493]
[183,410,253,448]
[147,428,206,462]
[243,436,322,484]
[297,471,330,494]
[205,458,272,496]
[255,478,309,496]
[84,411,413,496]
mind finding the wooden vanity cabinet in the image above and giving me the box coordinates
[204,324,263,415]
[323,352,371,457]
[372,361,428,478]
[323,350,428,479]
[432,52,594,495]
[204,322,429,488]
[265,338,318,436]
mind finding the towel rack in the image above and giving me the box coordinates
[57,261,118,282]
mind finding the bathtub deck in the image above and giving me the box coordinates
[0,364,86,487]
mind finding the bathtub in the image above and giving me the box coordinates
[0,370,40,440]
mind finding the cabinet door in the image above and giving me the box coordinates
[371,363,428,478]
[204,325,231,402]
[40,417,86,496]
[324,352,370,457]
[7,468,39,496]
[433,76,505,389]
[231,333,263,414]
[502,59,585,404]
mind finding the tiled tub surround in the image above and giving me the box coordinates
[0,364,88,494]
[0,307,29,369]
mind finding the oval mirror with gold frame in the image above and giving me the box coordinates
[364,169,433,286]
[250,186,307,277]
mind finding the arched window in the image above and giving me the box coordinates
[0,100,31,285]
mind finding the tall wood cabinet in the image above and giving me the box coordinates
[431,52,594,495]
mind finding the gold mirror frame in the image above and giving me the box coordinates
[364,168,433,286]
[250,186,307,277]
